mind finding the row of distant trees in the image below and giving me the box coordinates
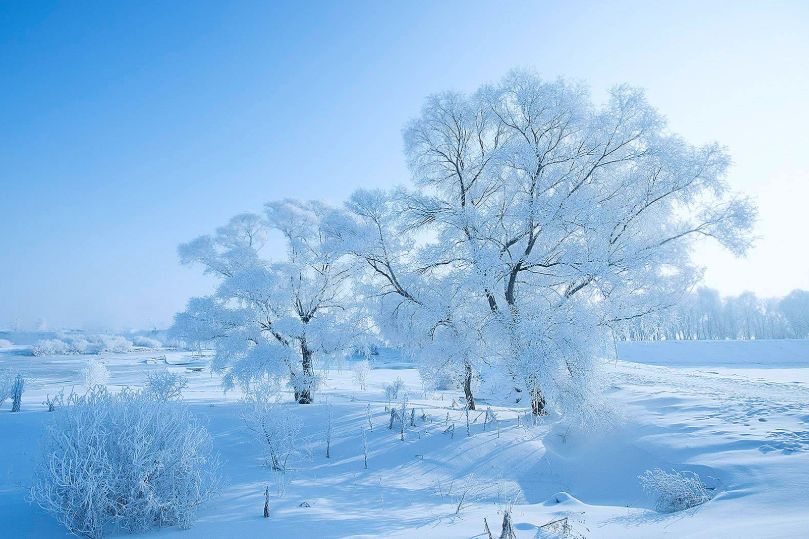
[615,288,809,341]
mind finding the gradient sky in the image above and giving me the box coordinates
[2,1,808,330]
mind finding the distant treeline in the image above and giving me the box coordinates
[616,288,809,341]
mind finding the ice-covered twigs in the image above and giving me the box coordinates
[639,468,713,513]
[534,515,589,539]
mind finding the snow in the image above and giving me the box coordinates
[1,340,808,538]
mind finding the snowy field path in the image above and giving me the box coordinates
[1,343,808,538]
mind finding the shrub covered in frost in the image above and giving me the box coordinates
[243,380,303,473]
[93,335,133,353]
[639,468,712,513]
[0,369,12,407]
[31,335,134,356]
[145,370,188,400]
[31,387,218,538]
[418,363,456,391]
[67,337,91,354]
[82,358,110,388]
[352,359,370,390]
[132,335,162,349]
[32,339,70,356]
[0,369,24,410]
[384,377,405,402]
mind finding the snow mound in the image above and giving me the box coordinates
[542,492,582,506]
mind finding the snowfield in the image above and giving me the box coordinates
[1,341,808,538]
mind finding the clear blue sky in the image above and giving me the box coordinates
[2,1,808,330]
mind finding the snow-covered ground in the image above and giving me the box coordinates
[1,340,808,538]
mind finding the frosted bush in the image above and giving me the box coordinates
[0,369,24,410]
[247,402,302,472]
[0,369,12,407]
[82,359,110,388]
[31,387,218,538]
[534,515,586,539]
[145,370,188,400]
[0,338,13,348]
[352,359,370,390]
[639,468,712,513]
[67,337,91,354]
[32,339,70,356]
[418,364,456,391]
[94,335,133,353]
[384,377,405,402]
[243,382,303,473]
[43,388,67,412]
[132,335,162,349]
[30,336,136,356]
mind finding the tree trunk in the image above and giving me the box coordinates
[525,373,546,416]
[530,386,545,416]
[10,375,23,413]
[297,340,314,404]
[463,361,475,411]
[499,510,516,539]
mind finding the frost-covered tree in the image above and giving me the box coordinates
[10,373,24,412]
[326,189,487,409]
[172,201,363,403]
[403,71,754,414]
[334,70,755,416]
[780,289,809,338]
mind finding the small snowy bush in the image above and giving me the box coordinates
[243,381,303,473]
[32,339,70,356]
[145,370,188,400]
[30,336,135,356]
[352,359,370,390]
[31,387,218,538]
[384,377,405,402]
[639,468,712,513]
[0,369,13,407]
[418,364,456,391]
[248,403,302,472]
[67,337,91,354]
[82,358,110,388]
[94,335,133,353]
[43,389,67,412]
[133,335,162,349]
[1,370,24,411]
[534,515,587,539]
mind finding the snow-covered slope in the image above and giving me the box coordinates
[1,341,808,538]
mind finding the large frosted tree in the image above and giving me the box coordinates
[172,200,360,403]
[334,70,755,416]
